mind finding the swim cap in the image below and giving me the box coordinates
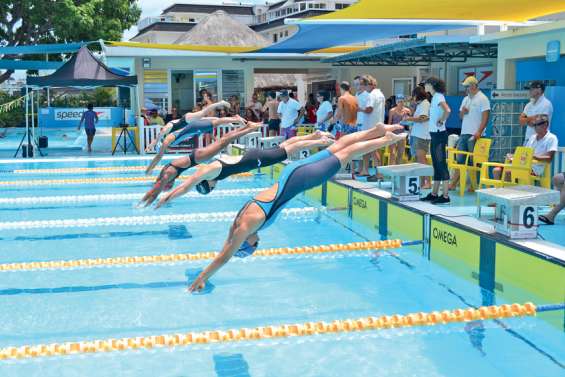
[196,180,213,195]
[234,240,258,258]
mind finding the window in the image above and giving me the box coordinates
[280,32,283,37]
[194,70,218,107]
[273,34,278,43]
[222,70,245,103]
[300,3,306,11]
[285,30,289,37]
[189,18,195,22]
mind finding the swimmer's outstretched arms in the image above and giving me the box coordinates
[139,120,263,207]
[188,124,406,292]
[155,130,334,209]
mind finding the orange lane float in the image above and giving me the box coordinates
[0,240,403,272]
[0,303,538,361]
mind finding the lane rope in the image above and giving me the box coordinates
[0,303,558,361]
[0,188,266,205]
[0,240,404,272]
[0,207,321,231]
[9,166,171,174]
[0,173,253,187]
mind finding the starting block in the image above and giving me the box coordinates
[378,163,433,201]
[240,132,262,149]
[476,185,559,239]
[259,136,284,149]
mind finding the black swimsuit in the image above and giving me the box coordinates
[215,147,288,181]
[161,150,197,180]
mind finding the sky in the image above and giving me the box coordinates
[122,0,269,40]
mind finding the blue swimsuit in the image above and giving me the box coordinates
[156,119,214,152]
[251,149,341,230]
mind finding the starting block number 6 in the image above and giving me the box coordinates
[404,176,420,195]
[520,205,537,229]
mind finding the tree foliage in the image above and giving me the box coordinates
[0,0,141,83]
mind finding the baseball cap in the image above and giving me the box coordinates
[524,80,545,91]
[462,76,479,86]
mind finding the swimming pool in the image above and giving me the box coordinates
[0,158,563,377]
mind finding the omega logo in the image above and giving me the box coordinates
[432,227,458,246]
[353,198,367,208]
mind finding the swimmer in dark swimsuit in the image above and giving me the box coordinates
[145,101,244,175]
[187,123,407,292]
[139,121,264,207]
[154,131,335,209]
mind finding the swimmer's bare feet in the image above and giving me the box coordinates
[385,124,405,133]
[247,121,264,131]
[311,130,334,140]
[385,131,408,143]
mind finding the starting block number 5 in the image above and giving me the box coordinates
[404,176,420,195]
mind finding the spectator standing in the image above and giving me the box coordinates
[277,90,304,140]
[165,107,178,123]
[315,91,333,131]
[405,86,431,188]
[228,95,241,117]
[387,94,412,165]
[335,81,359,136]
[305,93,318,124]
[364,75,386,181]
[148,109,165,126]
[520,80,553,143]
[247,93,263,122]
[263,91,280,136]
[421,77,452,204]
[77,103,98,153]
[449,76,491,190]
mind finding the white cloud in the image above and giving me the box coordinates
[122,0,268,41]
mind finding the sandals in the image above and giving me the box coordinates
[538,215,554,225]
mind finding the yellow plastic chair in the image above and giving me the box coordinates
[448,138,492,196]
[296,125,315,136]
[531,160,552,188]
[479,146,534,188]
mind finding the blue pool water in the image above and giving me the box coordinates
[0,158,563,377]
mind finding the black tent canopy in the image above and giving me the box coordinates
[27,46,137,87]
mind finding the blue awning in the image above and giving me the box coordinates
[0,42,89,55]
[0,60,64,70]
[257,23,470,53]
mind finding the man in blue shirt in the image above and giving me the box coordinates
[77,103,99,152]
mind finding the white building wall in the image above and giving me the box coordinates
[496,24,565,89]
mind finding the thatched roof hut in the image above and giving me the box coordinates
[174,10,270,47]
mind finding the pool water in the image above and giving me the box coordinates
[0,158,563,377]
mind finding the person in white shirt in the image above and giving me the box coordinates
[493,114,557,181]
[354,75,368,132]
[405,86,431,188]
[277,91,304,140]
[359,75,386,180]
[449,76,491,190]
[421,77,452,204]
[520,80,553,143]
[315,91,334,131]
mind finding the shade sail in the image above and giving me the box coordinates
[0,60,63,70]
[27,46,137,87]
[313,0,565,22]
[258,22,471,53]
[0,42,88,55]
[259,0,565,53]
